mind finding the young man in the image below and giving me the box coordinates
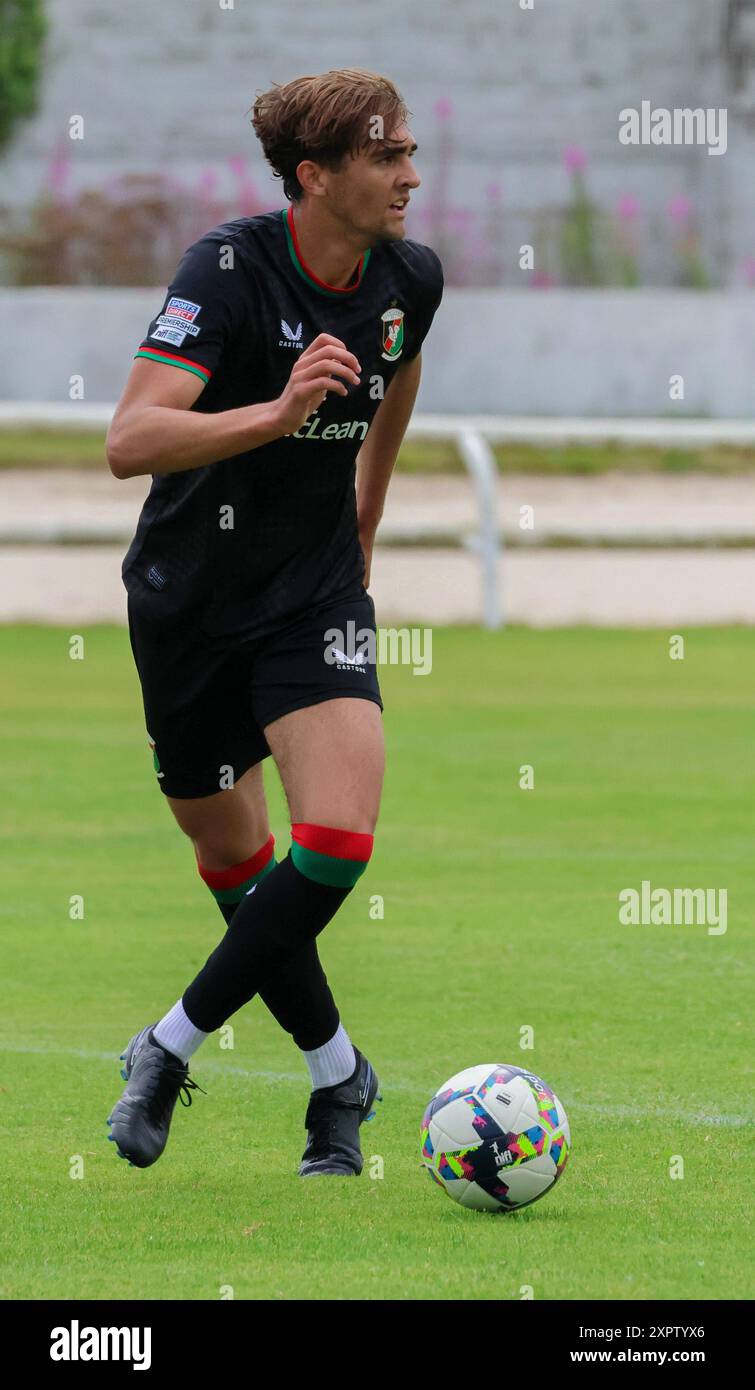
[105,69,443,1177]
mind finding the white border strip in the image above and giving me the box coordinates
[3,402,755,448]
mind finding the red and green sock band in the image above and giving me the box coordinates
[290,823,374,889]
[198,833,276,905]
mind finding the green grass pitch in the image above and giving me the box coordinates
[0,624,752,1301]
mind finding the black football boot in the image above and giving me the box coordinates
[106,1023,204,1168]
[299,1048,382,1177]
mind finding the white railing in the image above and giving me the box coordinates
[3,405,755,629]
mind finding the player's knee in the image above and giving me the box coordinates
[193,828,273,874]
[197,833,276,906]
[182,818,271,872]
[290,822,374,889]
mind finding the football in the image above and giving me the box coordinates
[420,1063,570,1213]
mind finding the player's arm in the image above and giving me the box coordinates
[107,334,361,480]
[355,353,422,586]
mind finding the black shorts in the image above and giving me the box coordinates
[127,589,383,798]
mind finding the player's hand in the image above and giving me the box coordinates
[271,333,361,436]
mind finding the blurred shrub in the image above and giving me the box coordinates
[413,109,716,289]
[0,164,273,285]
[559,147,603,287]
[0,102,719,289]
[0,0,47,154]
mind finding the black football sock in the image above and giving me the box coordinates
[200,837,340,1050]
[258,939,340,1051]
[183,825,374,1034]
[216,903,339,1051]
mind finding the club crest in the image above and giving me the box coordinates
[380,307,404,361]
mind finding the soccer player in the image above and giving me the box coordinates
[105,69,443,1176]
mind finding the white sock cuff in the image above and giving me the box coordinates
[303,1022,356,1090]
[153,1000,208,1064]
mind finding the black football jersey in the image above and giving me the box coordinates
[122,207,443,643]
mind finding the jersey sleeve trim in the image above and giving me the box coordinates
[134,348,212,382]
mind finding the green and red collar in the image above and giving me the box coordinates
[281,206,371,298]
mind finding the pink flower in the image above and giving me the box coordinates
[102,173,126,200]
[667,194,692,223]
[161,173,187,197]
[227,154,262,215]
[563,144,588,174]
[616,193,640,221]
[197,167,218,193]
[447,207,474,232]
[47,142,71,202]
[458,234,487,261]
[530,271,558,289]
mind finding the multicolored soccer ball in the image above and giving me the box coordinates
[420,1063,570,1213]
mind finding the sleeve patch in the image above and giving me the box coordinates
[150,297,203,347]
[165,297,202,323]
[150,323,190,347]
[154,314,200,338]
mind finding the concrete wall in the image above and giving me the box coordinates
[2,286,752,417]
[2,0,755,286]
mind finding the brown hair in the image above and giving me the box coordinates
[251,68,409,202]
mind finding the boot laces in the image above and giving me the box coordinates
[141,1053,205,1120]
[176,1073,205,1108]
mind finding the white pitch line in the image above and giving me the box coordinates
[1,1042,751,1128]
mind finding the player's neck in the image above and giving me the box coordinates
[289,201,368,291]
